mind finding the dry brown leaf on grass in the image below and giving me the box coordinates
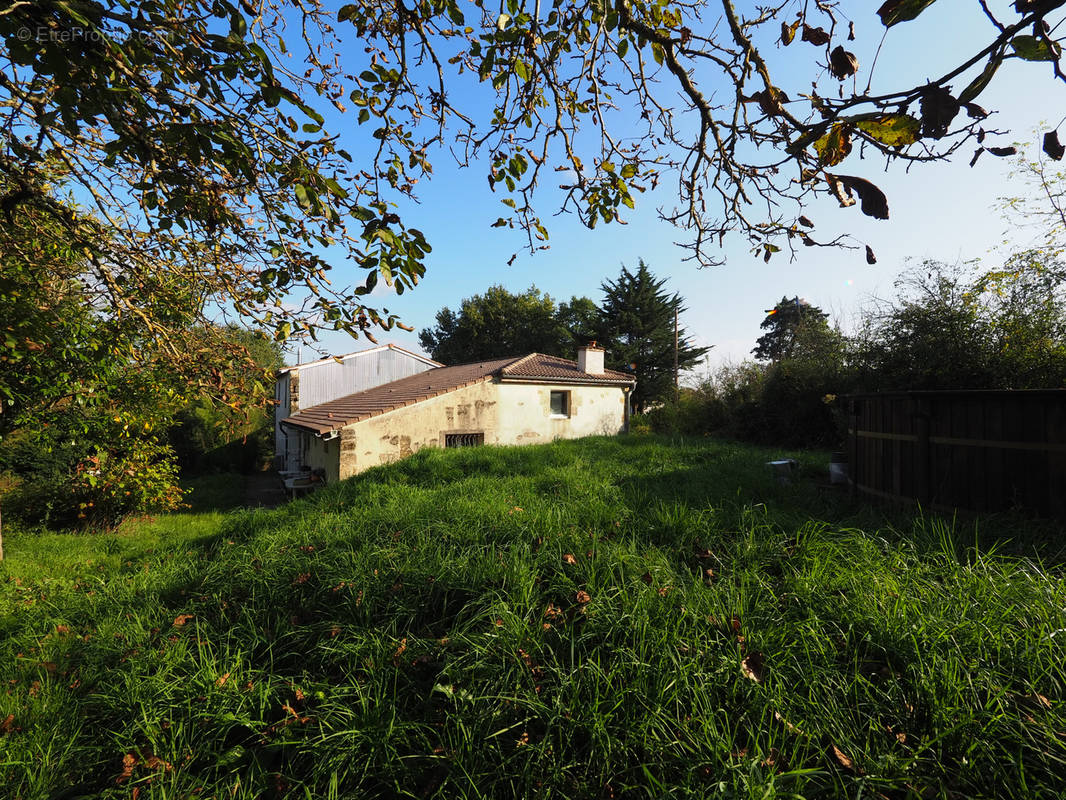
[762,747,783,771]
[741,652,765,683]
[0,714,15,735]
[172,614,194,627]
[563,553,577,565]
[831,744,862,773]
[575,590,591,604]
[215,672,230,687]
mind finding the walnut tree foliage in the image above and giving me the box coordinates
[2,0,1065,396]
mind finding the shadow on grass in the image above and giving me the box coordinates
[613,441,1066,564]
[180,472,250,513]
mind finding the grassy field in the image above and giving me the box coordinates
[1,437,1063,799]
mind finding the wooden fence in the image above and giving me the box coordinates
[845,390,1066,517]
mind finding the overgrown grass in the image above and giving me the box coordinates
[0,474,247,584]
[1,437,1063,799]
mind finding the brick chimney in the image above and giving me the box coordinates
[577,341,605,375]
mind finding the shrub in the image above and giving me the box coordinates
[70,438,185,528]
[0,422,184,530]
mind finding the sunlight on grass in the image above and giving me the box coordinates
[1,438,1063,798]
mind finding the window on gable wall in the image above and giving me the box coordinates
[550,390,570,417]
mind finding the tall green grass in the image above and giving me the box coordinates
[1,437,1063,798]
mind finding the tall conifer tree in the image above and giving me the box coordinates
[600,261,709,413]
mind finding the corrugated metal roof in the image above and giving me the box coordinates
[276,343,441,375]
[281,353,635,434]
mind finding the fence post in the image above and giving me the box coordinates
[913,395,931,507]
[848,397,860,498]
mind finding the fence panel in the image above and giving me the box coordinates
[845,390,1066,517]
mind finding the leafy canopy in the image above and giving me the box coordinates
[418,285,591,363]
[2,0,1065,368]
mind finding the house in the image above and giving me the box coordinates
[278,344,635,482]
[274,344,441,470]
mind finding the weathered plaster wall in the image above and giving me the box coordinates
[494,382,626,446]
[307,379,628,481]
[337,379,500,479]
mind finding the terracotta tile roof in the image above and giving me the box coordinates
[500,353,635,384]
[280,352,635,434]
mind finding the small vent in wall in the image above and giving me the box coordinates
[445,432,485,448]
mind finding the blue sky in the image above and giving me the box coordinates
[285,2,1066,375]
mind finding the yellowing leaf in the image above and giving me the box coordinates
[855,114,920,147]
[780,20,799,46]
[813,123,853,166]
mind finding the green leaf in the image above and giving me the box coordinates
[877,0,938,27]
[855,114,920,147]
[959,55,1002,104]
[294,184,311,208]
[325,178,348,199]
[1011,35,1062,62]
[617,38,629,59]
[372,228,396,247]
